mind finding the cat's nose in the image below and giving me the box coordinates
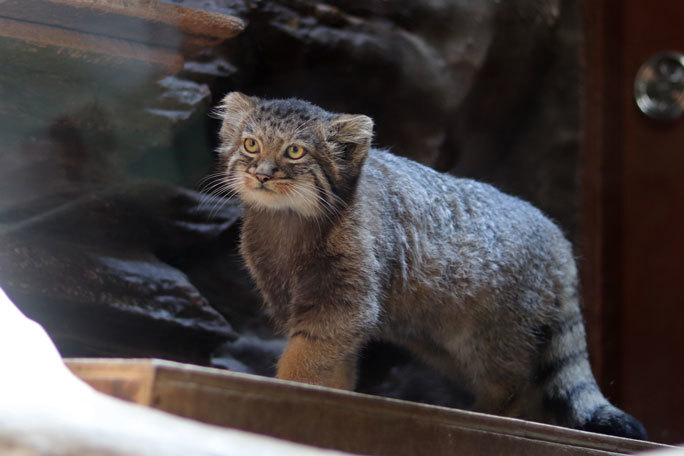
[255,173,272,183]
[254,161,279,183]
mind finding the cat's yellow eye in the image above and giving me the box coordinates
[243,138,260,154]
[286,145,306,160]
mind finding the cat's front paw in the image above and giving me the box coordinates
[276,335,357,390]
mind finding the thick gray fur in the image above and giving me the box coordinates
[216,93,646,440]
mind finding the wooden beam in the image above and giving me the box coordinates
[0,16,183,79]
[68,358,669,456]
[0,0,245,88]
[0,0,244,54]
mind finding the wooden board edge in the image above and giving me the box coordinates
[138,358,667,455]
[0,16,182,73]
[66,358,158,405]
[0,0,245,41]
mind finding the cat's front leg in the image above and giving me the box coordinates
[277,330,362,390]
[275,282,377,390]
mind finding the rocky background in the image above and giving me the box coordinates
[0,0,579,409]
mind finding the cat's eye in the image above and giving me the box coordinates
[286,145,306,160]
[243,138,260,154]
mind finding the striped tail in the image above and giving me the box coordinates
[536,306,647,440]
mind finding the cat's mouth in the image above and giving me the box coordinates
[238,173,321,217]
[241,174,296,202]
[244,174,286,193]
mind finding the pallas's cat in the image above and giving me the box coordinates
[215,92,646,439]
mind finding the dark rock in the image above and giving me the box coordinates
[0,181,241,362]
[0,38,239,362]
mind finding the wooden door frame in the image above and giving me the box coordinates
[580,0,624,402]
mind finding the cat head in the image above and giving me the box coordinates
[216,92,374,218]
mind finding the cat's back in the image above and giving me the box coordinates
[361,149,566,245]
[358,149,574,299]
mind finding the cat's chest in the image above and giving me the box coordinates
[243,238,305,282]
[240,212,320,287]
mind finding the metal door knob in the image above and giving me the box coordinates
[634,52,684,120]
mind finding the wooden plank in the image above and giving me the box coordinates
[68,360,157,404]
[0,0,244,53]
[0,0,244,99]
[66,358,669,456]
[0,16,183,79]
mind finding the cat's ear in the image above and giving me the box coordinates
[217,91,258,141]
[328,114,374,166]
